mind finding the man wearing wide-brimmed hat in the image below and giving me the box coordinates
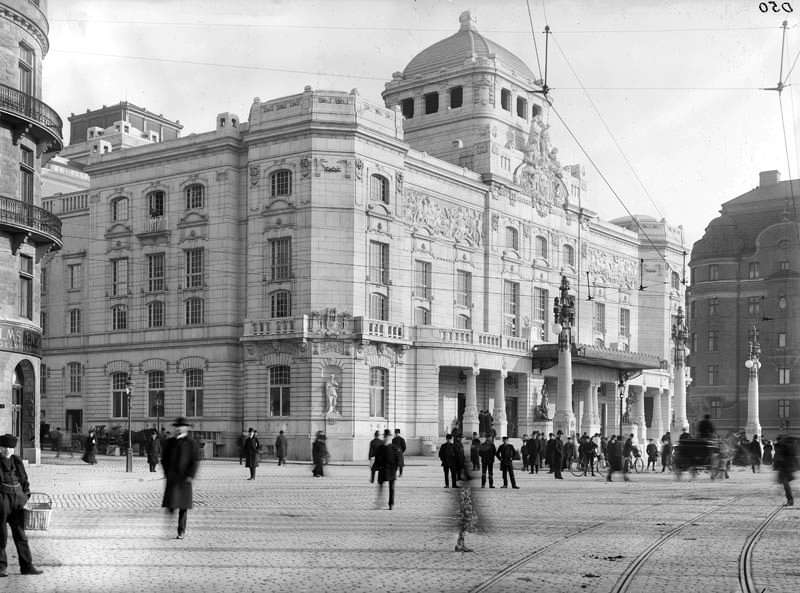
[161,418,201,539]
[0,434,43,576]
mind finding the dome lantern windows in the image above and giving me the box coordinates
[424,92,439,114]
[401,98,414,119]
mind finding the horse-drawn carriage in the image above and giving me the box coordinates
[672,437,728,479]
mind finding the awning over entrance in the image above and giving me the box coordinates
[531,343,664,373]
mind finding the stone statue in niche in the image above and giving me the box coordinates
[325,374,340,415]
[533,383,551,420]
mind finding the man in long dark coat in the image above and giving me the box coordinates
[470,432,481,471]
[0,434,43,577]
[496,436,519,488]
[275,430,288,466]
[368,430,382,483]
[453,433,466,480]
[312,431,328,477]
[545,433,556,473]
[243,428,261,480]
[161,417,201,540]
[551,432,564,479]
[392,429,407,477]
[773,435,798,506]
[606,434,625,482]
[439,434,458,488]
[374,429,401,510]
[479,434,497,487]
[145,430,161,472]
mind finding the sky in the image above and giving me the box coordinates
[42,0,800,248]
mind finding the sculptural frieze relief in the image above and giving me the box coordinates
[513,114,569,218]
[583,245,638,290]
[402,189,483,247]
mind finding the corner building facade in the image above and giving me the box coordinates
[42,13,684,459]
[0,0,63,461]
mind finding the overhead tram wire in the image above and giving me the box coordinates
[551,33,667,221]
[525,0,545,84]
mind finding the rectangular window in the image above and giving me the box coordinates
[185,299,204,325]
[111,258,128,296]
[708,298,719,316]
[68,309,81,334]
[619,308,631,337]
[748,262,759,279]
[456,270,472,307]
[449,86,463,108]
[414,260,431,299]
[533,287,548,323]
[148,301,164,328]
[68,263,82,290]
[185,248,204,288]
[148,191,165,217]
[400,97,414,119]
[112,305,127,330]
[270,238,291,281]
[40,311,46,336]
[779,368,791,385]
[369,367,387,418]
[369,293,387,321]
[707,365,719,386]
[369,241,389,284]
[455,314,471,330]
[18,255,32,320]
[112,373,129,418]
[500,88,511,111]
[40,364,46,395]
[147,253,165,292]
[779,399,791,418]
[269,366,290,417]
[18,43,33,95]
[503,280,519,337]
[271,291,291,318]
[415,307,430,326]
[516,96,528,119]
[710,400,721,419]
[41,266,47,294]
[593,302,606,333]
[19,147,34,204]
[707,330,718,352]
[424,91,439,114]
[68,363,82,394]
[185,369,204,417]
[779,260,790,271]
[709,264,719,281]
[778,332,787,348]
[147,379,165,419]
[747,297,761,316]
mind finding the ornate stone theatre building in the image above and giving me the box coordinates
[41,12,685,459]
[0,0,63,461]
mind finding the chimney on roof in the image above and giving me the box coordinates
[759,170,780,187]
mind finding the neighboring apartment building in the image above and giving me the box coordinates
[42,12,686,459]
[688,170,799,437]
[0,0,63,461]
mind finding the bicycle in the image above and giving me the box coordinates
[570,455,604,477]
[624,454,644,473]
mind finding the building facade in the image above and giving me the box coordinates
[42,12,685,459]
[0,0,63,461]
[688,170,799,437]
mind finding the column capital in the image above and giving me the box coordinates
[499,367,508,379]
[471,360,480,376]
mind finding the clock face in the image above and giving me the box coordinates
[779,296,788,310]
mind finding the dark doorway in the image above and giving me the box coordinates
[457,393,465,436]
[65,409,83,434]
[644,396,654,428]
[13,361,36,459]
[506,396,519,438]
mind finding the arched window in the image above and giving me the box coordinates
[369,367,388,418]
[505,226,519,251]
[270,290,291,318]
[269,366,291,416]
[111,372,129,418]
[111,304,127,330]
[535,236,548,260]
[185,369,204,417]
[369,293,387,321]
[270,170,292,197]
[456,314,471,330]
[147,190,165,218]
[111,197,128,221]
[563,244,575,267]
[147,371,165,418]
[185,184,205,209]
[147,301,165,328]
[370,175,389,203]
[671,271,681,290]
[185,297,204,325]
[414,306,430,326]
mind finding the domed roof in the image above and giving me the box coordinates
[402,12,537,83]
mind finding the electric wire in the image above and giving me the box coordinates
[525,0,544,83]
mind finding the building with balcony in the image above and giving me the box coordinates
[0,0,63,461]
[41,12,685,459]
[688,170,799,437]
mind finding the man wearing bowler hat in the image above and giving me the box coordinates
[161,418,201,539]
[0,434,42,576]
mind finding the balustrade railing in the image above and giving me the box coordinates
[0,195,62,242]
[0,82,62,141]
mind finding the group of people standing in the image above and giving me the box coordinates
[368,429,407,509]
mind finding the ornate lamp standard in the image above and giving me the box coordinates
[125,379,133,473]
[552,276,576,437]
[671,306,690,433]
[744,326,762,439]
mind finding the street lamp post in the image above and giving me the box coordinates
[618,381,625,437]
[125,379,133,473]
[671,306,690,434]
[744,326,762,439]
[552,276,576,437]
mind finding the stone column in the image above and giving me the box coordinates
[463,363,480,437]
[524,375,543,436]
[582,382,601,436]
[630,385,645,447]
[661,388,672,437]
[651,388,664,441]
[554,332,576,437]
[672,363,690,434]
[493,367,508,438]
[576,385,585,436]
[744,361,762,439]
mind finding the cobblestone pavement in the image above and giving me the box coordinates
[3,454,798,593]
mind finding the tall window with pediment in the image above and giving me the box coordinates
[111,197,129,222]
[505,227,518,251]
[185,184,205,209]
[370,175,389,204]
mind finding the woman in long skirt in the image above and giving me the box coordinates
[82,428,97,465]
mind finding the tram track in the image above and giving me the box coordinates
[737,504,784,593]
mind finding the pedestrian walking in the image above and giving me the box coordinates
[496,436,519,489]
[646,439,658,472]
[749,435,762,473]
[312,431,328,477]
[145,430,161,472]
[529,432,542,474]
[51,427,63,458]
[698,414,715,439]
[0,434,43,577]
[622,434,635,479]
[453,433,466,481]
[81,428,97,465]
[439,434,458,488]
[545,433,556,473]
[374,429,401,510]
[469,432,481,471]
[520,434,529,471]
[368,430,382,483]
[563,436,575,471]
[660,432,673,472]
[392,429,406,477]
[275,430,288,466]
[763,438,774,464]
[606,435,624,482]
[243,428,261,480]
[161,417,201,540]
[551,432,564,480]
[479,435,497,488]
[773,435,797,506]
